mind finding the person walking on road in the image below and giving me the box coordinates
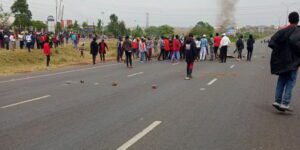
[164,37,171,60]
[123,36,133,68]
[90,38,99,65]
[195,37,201,61]
[269,12,300,111]
[236,35,245,61]
[246,34,255,61]
[171,35,182,63]
[99,39,109,62]
[117,37,123,63]
[184,33,197,80]
[220,33,231,63]
[200,35,208,61]
[43,40,52,67]
[213,33,222,60]
[158,36,165,61]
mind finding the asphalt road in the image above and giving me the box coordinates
[0,41,300,150]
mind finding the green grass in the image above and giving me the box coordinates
[0,39,118,76]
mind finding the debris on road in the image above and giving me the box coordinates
[112,82,118,86]
[152,84,157,89]
[80,80,85,84]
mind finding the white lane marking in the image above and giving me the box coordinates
[0,63,120,84]
[200,88,206,91]
[117,121,162,150]
[172,63,179,66]
[1,95,51,109]
[94,82,99,85]
[230,65,235,69]
[127,72,144,77]
[207,78,218,86]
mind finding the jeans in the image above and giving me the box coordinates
[275,70,298,106]
[140,52,146,62]
[200,47,207,60]
[171,51,180,62]
[247,47,253,61]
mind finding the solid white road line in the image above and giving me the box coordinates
[230,65,235,69]
[1,95,51,109]
[128,72,144,77]
[207,78,218,86]
[0,63,120,84]
[116,121,162,150]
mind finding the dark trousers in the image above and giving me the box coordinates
[158,48,165,61]
[220,46,228,63]
[214,46,219,59]
[92,55,97,65]
[20,41,24,49]
[27,42,32,52]
[117,49,123,62]
[100,53,105,62]
[46,55,51,67]
[0,39,4,48]
[238,49,243,59]
[247,47,253,61]
[5,41,9,50]
[165,51,170,60]
[186,62,194,77]
[125,51,132,67]
[147,50,152,61]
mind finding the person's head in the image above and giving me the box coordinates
[210,34,213,38]
[239,35,243,39]
[203,34,207,38]
[289,12,299,24]
[175,35,179,39]
[125,35,129,40]
[161,36,164,39]
[189,33,194,38]
[101,39,105,42]
[222,33,226,37]
[93,37,96,41]
[249,34,253,39]
[196,37,201,41]
[216,33,219,36]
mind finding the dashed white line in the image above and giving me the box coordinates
[117,121,162,150]
[1,95,51,109]
[128,72,144,77]
[207,78,218,86]
[0,63,120,84]
[230,65,235,69]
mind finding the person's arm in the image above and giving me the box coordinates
[105,43,109,51]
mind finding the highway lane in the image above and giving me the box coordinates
[1,41,300,150]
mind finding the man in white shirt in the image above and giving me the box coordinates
[9,34,16,51]
[220,33,231,63]
[26,33,32,52]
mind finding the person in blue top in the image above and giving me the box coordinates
[200,34,208,61]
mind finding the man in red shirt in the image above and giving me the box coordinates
[171,35,182,63]
[213,33,222,59]
[43,40,51,67]
[132,39,139,58]
[164,37,170,60]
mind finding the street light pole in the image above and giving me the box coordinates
[101,12,104,38]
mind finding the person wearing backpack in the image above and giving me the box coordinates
[184,33,197,80]
[236,35,245,61]
[269,12,300,111]
[247,34,255,61]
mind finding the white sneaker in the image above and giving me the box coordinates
[185,77,190,80]
[280,104,290,110]
[272,102,280,107]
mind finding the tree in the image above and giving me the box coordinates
[73,20,80,32]
[131,26,144,38]
[158,25,174,37]
[145,26,159,37]
[0,5,11,29]
[107,14,119,37]
[31,20,47,31]
[96,19,103,34]
[82,22,88,29]
[190,21,214,37]
[11,0,32,30]
[55,22,62,32]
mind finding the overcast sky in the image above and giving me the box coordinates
[2,0,300,27]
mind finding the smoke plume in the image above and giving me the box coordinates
[217,0,239,32]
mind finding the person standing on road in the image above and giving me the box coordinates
[158,36,165,61]
[246,34,255,61]
[195,37,201,61]
[269,12,300,111]
[99,39,109,62]
[139,38,147,63]
[164,37,171,60]
[236,35,245,61]
[90,38,99,65]
[123,36,133,68]
[184,33,197,80]
[213,33,222,60]
[171,35,181,63]
[117,37,123,63]
[43,40,51,67]
[208,34,214,61]
[200,35,208,61]
[132,38,139,58]
[146,37,153,61]
[220,33,231,63]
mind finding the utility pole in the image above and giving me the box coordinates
[146,12,149,28]
[55,0,58,26]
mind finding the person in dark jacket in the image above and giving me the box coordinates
[90,38,99,65]
[246,34,255,61]
[236,35,244,60]
[184,33,197,80]
[269,12,300,111]
[122,36,133,68]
